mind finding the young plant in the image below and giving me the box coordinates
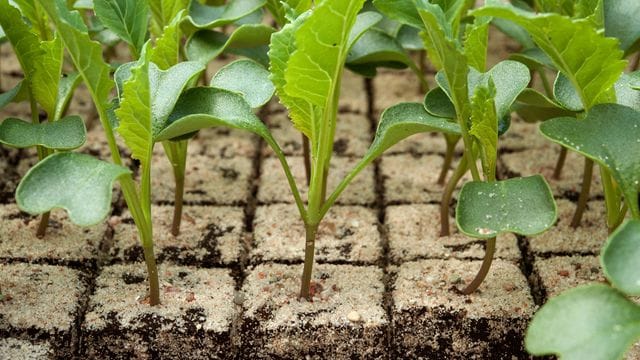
[526,219,640,359]
[0,0,84,237]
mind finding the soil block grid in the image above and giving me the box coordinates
[392,259,534,359]
[81,264,235,359]
[0,263,87,359]
[108,205,245,267]
[240,263,387,359]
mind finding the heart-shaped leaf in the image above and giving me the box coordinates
[456,175,557,239]
[210,59,274,108]
[184,0,265,31]
[602,220,640,296]
[540,104,640,217]
[0,116,86,150]
[16,152,131,226]
[185,24,275,66]
[526,284,640,360]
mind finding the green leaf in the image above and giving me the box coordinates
[603,1,640,53]
[184,0,265,30]
[509,47,554,70]
[424,87,456,118]
[150,9,185,70]
[38,0,114,113]
[11,0,50,40]
[463,17,490,72]
[540,104,640,218]
[185,24,275,66]
[553,72,584,112]
[372,0,423,29]
[469,82,498,181]
[602,220,640,296]
[210,59,274,108]
[0,81,28,110]
[94,0,149,56]
[0,0,44,81]
[32,36,63,117]
[54,72,82,121]
[348,11,383,51]
[16,152,131,226]
[615,72,640,112]
[492,18,534,49]
[526,284,640,360]
[155,87,271,142]
[346,28,415,77]
[456,175,557,238]
[474,2,626,110]
[149,0,189,36]
[512,88,576,123]
[0,115,86,150]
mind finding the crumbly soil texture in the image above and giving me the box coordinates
[0,36,621,359]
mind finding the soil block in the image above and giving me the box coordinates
[108,205,245,267]
[257,156,376,206]
[499,120,550,152]
[392,259,534,359]
[339,70,368,114]
[0,205,107,267]
[252,204,381,264]
[532,255,604,300]
[0,338,52,359]
[82,264,235,359]
[189,127,259,159]
[240,263,387,359]
[0,263,86,359]
[386,204,520,263]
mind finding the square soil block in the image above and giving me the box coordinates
[339,70,368,114]
[500,147,603,198]
[108,205,245,267]
[0,338,52,359]
[499,120,550,152]
[386,204,520,263]
[0,205,107,267]
[240,263,387,359]
[252,204,381,264]
[262,112,372,158]
[372,70,424,119]
[393,259,534,359]
[82,264,235,359]
[532,255,603,300]
[529,199,607,255]
[380,154,473,204]
[0,263,86,359]
[150,153,254,206]
[190,127,259,159]
[257,156,376,206]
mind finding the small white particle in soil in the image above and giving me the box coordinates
[347,310,362,323]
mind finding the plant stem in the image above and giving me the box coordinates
[437,137,456,185]
[302,135,311,186]
[36,211,50,238]
[459,237,496,295]
[142,243,160,306]
[571,158,594,228]
[601,167,622,232]
[299,223,319,300]
[552,147,568,180]
[163,141,188,236]
[30,93,51,237]
[440,156,468,237]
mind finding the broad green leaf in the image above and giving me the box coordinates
[210,60,274,108]
[602,220,640,296]
[16,152,131,226]
[615,72,640,112]
[603,0,640,53]
[396,25,423,50]
[554,71,640,113]
[456,175,557,238]
[348,12,383,51]
[115,48,153,167]
[11,0,50,40]
[0,115,86,149]
[526,284,640,360]
[372,0,423,29]
[540,104,640,218]
[553,73,584,112]
[149,0,189,36]
[38,0,114,112]
[424,87,456,118]
[185,24,275,66]
[150,10,185,70]
[184,0,265,31]
[492,18,534,49]
[469,82,498,181]
[0,81,27,110]
[0,0,44,82]
[474,2,626,110]
[54,72,82,121]
[346,28,415,77]
[508,47,554,70]
[32,36,63,118]
[513,88,576,123]
[155,87,271,142]
[94,0,149,56]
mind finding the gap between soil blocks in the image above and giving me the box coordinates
[0,53,626,359]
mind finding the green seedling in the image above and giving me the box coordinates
[526,219,640,359]
[0,0,84,237]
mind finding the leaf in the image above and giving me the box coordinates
[347,11,383,51]
[615,72,640,112]
[0,115,86,150]
[463,17,490,72]
[16,152,131,226]
[32,36,63,117]
[94,0,149,56]
[149,0,189,36]
[424,87,456,118]
[0,81,27,110]
[0,0,44,81]
[603,0,640,53]
[509,47,554,70]
[492,18,534,49]
[210,60,274,108]
[540,104,640,218]
[115,48,153,167]
[553,73,584,112]
[456,175,557,238]
[346,28,415,77]
[185,24,275,66]
[474,2,626,110]
[602,220,640,296]
[184,0,265,31]
[469,82,498,181]
[54,72,82,122]
[512,88,576,123]
[526,284,640,360]
[38,0,114,113]
[155,87,271,142]
[150,9,185,70]
[396,25,423,50]
[11,0,50,40]
[372,0,423,29]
